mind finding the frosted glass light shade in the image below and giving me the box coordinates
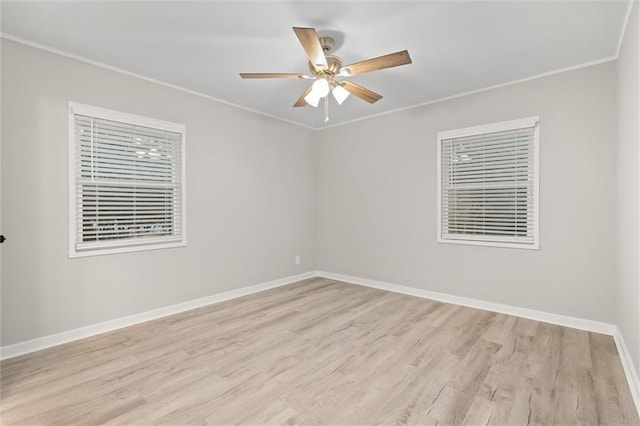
[304,90,321,107]
[311,78,330,97]
[331,84,350,105]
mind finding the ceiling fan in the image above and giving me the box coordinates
[240,27,412,123]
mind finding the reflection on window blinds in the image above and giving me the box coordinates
[74,115,183,251]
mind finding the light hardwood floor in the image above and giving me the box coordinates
[1,277,638,425]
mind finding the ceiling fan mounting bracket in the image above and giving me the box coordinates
[319,36,334,53]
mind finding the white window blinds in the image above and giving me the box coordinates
[437,117,539,249]
[69,103,186,257]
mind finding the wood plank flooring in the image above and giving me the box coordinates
[1,278,638,425]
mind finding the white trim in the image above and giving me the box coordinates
[0,271,316,360]
[67,101,188,258]
[69,102,186,133]
[70,240,187,258]
[319,56,617,131]
[616,0,635,59]
[67,103,76,257]
[0,34,617,132]
[534,118,541,251]
[433,238,538,250]
[0,34,316,131]
[437,116,539,140]
[613,327,640,415]
[436,117,540,250]
[316,271,616,335]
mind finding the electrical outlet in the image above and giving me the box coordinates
[295,256,301,265]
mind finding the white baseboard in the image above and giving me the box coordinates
[316,270,640,415]
[0,271,317,360]
[613,327,640,414]
[317,271,616,335]
[3,269,639,416]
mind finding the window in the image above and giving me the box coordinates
[68,102,186,257]
[437,117,539,249]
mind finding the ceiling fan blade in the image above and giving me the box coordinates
[293,86,313,107]
[337,80,383,104]
[239,73,310,79]
[340,50,412,76]
[292,27,328,70]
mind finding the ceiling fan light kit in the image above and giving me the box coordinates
[331,83,350,105]
[311,77,330,98]
[240,27,412,124]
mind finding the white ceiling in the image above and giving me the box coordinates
[1,1,631,129]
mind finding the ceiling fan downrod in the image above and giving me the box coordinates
[324,96,329,123]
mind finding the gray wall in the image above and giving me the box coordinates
[1,35,630,349]
[617,2,640,372]
[1,40,316,346]
[315,62,618,323]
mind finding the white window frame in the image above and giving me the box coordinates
[437,117,540,250]
[68,102,187,258]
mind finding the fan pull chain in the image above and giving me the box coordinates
[324,95,329,123]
